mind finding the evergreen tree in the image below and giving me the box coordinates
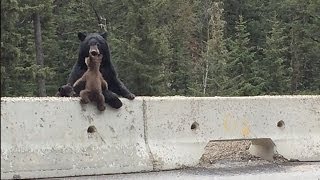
[10,0,55,96]
[202,1,228,96]
[226,15,263,95]
[262,14,291,94]
[1,0,319,97]
[280,0,320,94]
[163,0,195,96]
[100,0,169,96]
[1,0,21,96]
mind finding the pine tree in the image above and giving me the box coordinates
[1,0,319,97]
[1,0,21,96]
[202,1,228,96]
[164,0,195,96]
[281,0,320,94]
[5,0,56,96]
[262,14,290,94]
[226,15,263,96]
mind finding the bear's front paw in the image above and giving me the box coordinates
[106,97,123,109]
[124,93,135,100]
[57,84,74,97]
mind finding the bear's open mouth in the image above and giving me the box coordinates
[90,50,99,56]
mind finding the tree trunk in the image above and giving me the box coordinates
[203,17,212,95]
[33,12,46,97]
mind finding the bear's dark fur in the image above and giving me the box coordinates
[55,84,75,97]
[74,53,107,111]
[57,32,135,109]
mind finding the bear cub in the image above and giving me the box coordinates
[73,52,108,111]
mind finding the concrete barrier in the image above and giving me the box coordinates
[1,96,320,179]
[1,97,152,179]
[144,96,320,169]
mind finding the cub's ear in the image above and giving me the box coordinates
[78,32,87,41]
[100,32,107,39]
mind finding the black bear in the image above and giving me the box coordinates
[57,32,135,109]
[74,52,107,111]
[55,84,75,97]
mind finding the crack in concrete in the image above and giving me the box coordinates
[142,99,156,170]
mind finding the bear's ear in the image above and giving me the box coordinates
[100,32,107,39]
[78,32,87,41]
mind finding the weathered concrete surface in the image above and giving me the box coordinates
[50,162,320,180]
[1,96,320,179]
[1,97,152,179]
[144,96,320,169]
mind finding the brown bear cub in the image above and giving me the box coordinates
[73,53,108,111]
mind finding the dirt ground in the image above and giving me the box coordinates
[199,140,288,168]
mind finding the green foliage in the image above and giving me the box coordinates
[225,15,263,96]
[201,1,228,96]
[1,0,21,96]
[261,14,291,94]
[1,0,319,97]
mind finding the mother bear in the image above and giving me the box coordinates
[57,32,135,109]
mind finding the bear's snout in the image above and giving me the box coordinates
[90,50,99,56]
[89,44,100,56]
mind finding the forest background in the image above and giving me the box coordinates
[1,0,319,97]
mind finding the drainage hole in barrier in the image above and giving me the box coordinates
[191,122,199,131]
[87,126,97,133]
[277,120,285,129]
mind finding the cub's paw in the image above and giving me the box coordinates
[80,98,89,104]
[98,104,106,111]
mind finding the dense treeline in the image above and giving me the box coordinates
[1,0,319,97]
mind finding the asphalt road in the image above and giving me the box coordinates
[50,162,320,180]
